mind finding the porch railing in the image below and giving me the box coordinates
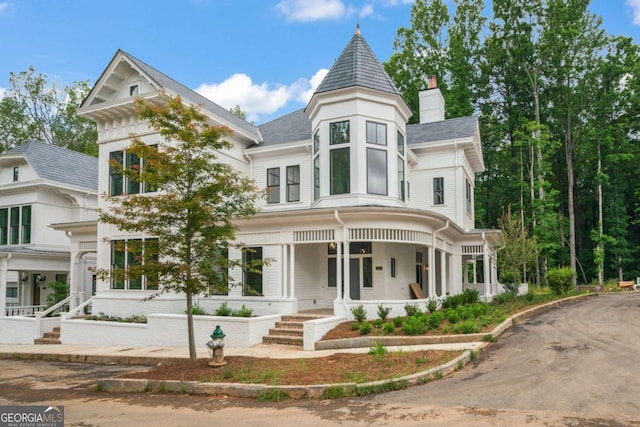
[4,305,45,317]
[61,297,93,320]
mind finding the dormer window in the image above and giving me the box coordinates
[129,84,139,96]
[12,166,18,182]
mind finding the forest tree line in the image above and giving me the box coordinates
[384,0,640,286]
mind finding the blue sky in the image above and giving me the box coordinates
[1,0,639,124]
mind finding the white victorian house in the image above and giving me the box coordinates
[0,29,502,348]
[0,141,98,317]
[74,28,500,324]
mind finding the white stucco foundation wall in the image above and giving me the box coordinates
[0,316,58,343]
[61,313,281,348]
[302,315,345,351]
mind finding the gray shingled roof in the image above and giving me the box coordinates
[256,109,311,147]
[315,30,401,96]
[6,140,98,191]
[407,116,478,144]
[119,50,261,141]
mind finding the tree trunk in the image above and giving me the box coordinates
[186,288,197,364]
[597,141,604,286]
[565,121,577,286]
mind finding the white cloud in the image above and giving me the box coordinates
[0,87,6,99]
[627,0,640,25]
[359,4,374,18]
[276,0,358,22]
[296,68,329,103]
[0,2,10,14]
[195,69,328,123]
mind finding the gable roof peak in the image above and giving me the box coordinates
[313,29,401,96]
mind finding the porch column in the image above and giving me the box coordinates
[290,244,296,299]
[343,242,350,300]
[428,247,436,298]
[69,253,80,310]
[336,242,342,301]
[440,251,447,297]
[282,244,288,298]
[483,244,490,298]
[0,255,8,316]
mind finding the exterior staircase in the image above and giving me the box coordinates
[262,314,327,347]
[34,327,61,345]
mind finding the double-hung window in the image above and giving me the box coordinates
[109,146,158,196]
[286,165,300,202]
[366,121,387,195]
[266,168,280,204]
[242,247,263,296]
[466,179,472,214]
[330,121,350,195]
[434,177,444,205]
[110,238,159,290]
[0,206,29,245]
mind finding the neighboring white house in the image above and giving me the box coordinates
[0,141,98,316]
[73,28,501,322]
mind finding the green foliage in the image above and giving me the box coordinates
[0,66,98,155]
[546,267,575,295]
[426,297,438,313]
[368,341,388,360]
[214,302,233,316]
[190,305,207,315]
[350,304,367,323]
[426,311,445,330]
[373,318,384,328]
[87,313,147,323]
[95,94,262,363]
[44,281,69,308]
[402,316,426,335]
[376,304,392,322]
[445,308,460,324]
[359,321,372,335]
[233,304,253,317]
[382,322,396,335]
[441,294,465,309]
[256,389,289,402]
[462,289,480,304]
[322,386,353,399]
[403,303,421,317]
[351,322,361,331]
[392,316,404,328]
[452,320,480,334]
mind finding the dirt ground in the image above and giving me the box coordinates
[121,350,460,385]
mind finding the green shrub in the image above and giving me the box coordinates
[441,293,465,309]
[214,302,233,316]
[457,305,474,321]
[453,320,480,334]
[232,304,253,317]
[377,304,392,322]
[525,291,535,301]
[402,316,426,335]
[45,281,69,308]
[445,308,460,324]
[382,322,395,335]
[392,316,404,327]
[426,297,438,314]
[546,267,575,295]
[190,305,207,315]
[469,303,488,317]
[351,322,361,331]
[359,321,372,335]
[492,292,514,305]
[257,389,289,402]
[404,303,421,317]
[350,304,367,323]
[373,318,384,328]
[462,288,480,305]
[426,311,445,330]
[368,341,387,360]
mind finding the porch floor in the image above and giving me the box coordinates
[298,308,335,316]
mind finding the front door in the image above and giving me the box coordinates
[350,258,360,300]
[32,275,40,305]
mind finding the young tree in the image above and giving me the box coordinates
[0,66,97,155]
[97,94,263,363]
[497,205,538,288]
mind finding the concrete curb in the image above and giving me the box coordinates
[0,351,186,366]
[96,348,480,399]
[94,293,597,399]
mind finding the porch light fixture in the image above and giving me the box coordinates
[328,242,336,250]
[207,325,226,367]
[21,273,27,282]
[39,275,46,282]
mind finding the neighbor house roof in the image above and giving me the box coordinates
[314,29,402,96]
[120,50,261,141]
[407,116,478,144]
[5,140,98,191]
[257,109,311,147]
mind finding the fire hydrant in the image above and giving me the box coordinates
[207,325,226,367]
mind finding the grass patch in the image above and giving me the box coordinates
[257,389,290,401]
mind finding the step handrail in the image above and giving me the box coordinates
[62,297,93,320]
[34,294,75,339]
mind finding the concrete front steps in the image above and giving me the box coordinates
[262,314,327,347]
[34,327,61,345]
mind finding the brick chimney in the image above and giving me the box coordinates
[419,75,445,124]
